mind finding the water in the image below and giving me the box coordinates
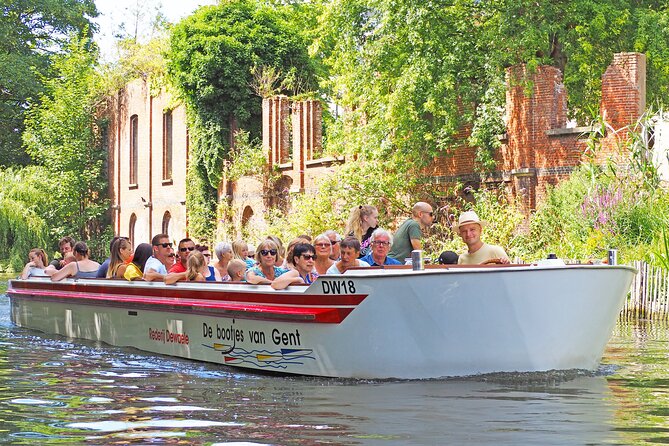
[0,274,668,445]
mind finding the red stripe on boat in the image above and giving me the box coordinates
[10,281,366,306]
[8,288,360,324]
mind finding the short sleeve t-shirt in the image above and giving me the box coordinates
[168,262,187,274]
[458,244,509,265]
[124,263,143,281]
[389,218,423,262]
[144,256,167,275]
[245,265,288,280]
[326,259,370,274]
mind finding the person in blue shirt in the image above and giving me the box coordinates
[360,229,402,267]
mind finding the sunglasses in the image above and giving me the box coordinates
[155,242,173,248]
[179,246,196,252]
[260,249,277,256]
[300,254,317,260]
[203,253,211,257]
[167,253,175,258]
[315,243,331,248]
[428,212,434,216]
[330,240,341,245]
[373,241,390,246]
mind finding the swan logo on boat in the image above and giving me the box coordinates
[321,280,356,294]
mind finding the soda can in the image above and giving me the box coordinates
[411,250,424,271]
[607,249,618,266]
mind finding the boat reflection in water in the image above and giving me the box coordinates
[8,263,636,379]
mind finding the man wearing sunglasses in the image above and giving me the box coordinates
[168,238,196,274]
[144,233,174,282]
[389,202,435,262]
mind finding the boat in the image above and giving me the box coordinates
[7,263,636,379]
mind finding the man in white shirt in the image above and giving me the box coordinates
[143,233,174,281]
[455,211,510,265]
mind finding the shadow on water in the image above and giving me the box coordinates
[0,277,667,444]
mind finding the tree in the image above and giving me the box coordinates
[22,35,109,254]
[0,0,98,167]
[166,0,318,240]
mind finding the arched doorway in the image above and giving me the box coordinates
[129,213,137,248]
[241,206,253,240]
[162,211,171,236]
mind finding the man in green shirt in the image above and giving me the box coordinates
[389,202,434,262]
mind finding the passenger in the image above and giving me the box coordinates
[438,250,459,265]
[455,211,510,265]
[266,235,285,266]
[165,251,207,284]
[144,234,174,282]
[227,259,247,282]
[327,237,370,274]
[20,248,49,279]
[124,243,153,281]
[169,238,196,273]
[345,205,379,258]
[50,242,100,281]
[213,242,234,281]
[232,240,255,268]
[196,244,217,281]
[48,236,76,270]
[389,202,435,262]
[312,233,335,275]
[360,229,402,266]
[325,230,342,261]
[272,243,319,290]
[97,236,123,278]
[283,236,311,270]
[107,238,133,278]
[245,240,289,284]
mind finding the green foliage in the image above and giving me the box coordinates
[167,0,318,241]
[22,35,109,257]
[224,130,266,182]
[0,167,51,270]
[0,0,98,167]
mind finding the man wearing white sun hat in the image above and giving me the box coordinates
[455,210,510,265]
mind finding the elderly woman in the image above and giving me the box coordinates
[245,240,288,285]
[213,241,234,281]
[327,237,370,274]
[51,242,100,281]
[20,248,49,279]
[272,243,318,290]
[345,205,379,257]
[312,233,335,275]
[107,238,133,278]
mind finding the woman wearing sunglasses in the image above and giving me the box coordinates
[272,243,318,290]
[245,240,289,284]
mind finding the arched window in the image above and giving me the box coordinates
[242,206,254,227]
[130,114,139,186]
[129,213,137,248]
[162,211,171,236]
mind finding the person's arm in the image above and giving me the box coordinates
[271,270,303,290]
[246,269,271,285]
[115,264,128,278]
[164,271,188,285]
[20,262,35,280]
[143,268,164,282]
[51,263,74,281]
[410,239,422,250]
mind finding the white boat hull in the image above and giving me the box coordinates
[8,265,635,379]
